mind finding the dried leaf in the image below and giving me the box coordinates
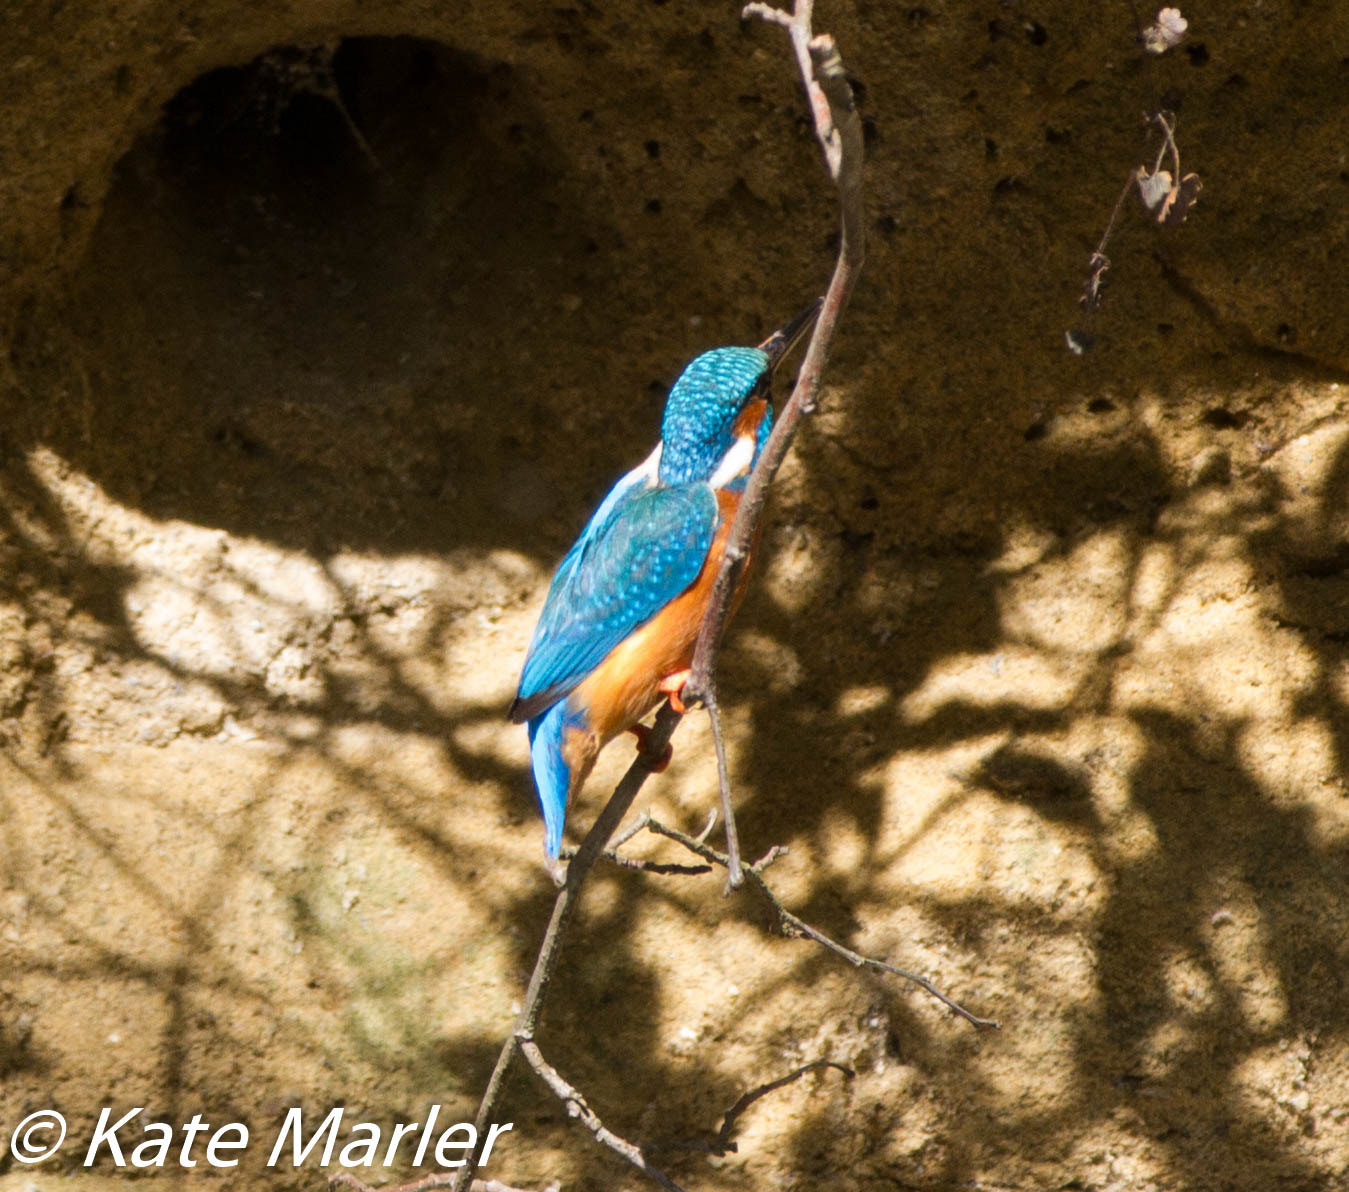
[1142,6,1188,53]
[1136,167,1173,213]
[1158,171,1202,225]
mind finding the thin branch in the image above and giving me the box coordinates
[694,806,719,844]
[1093,169,1140,268]
[1080,167,1139,315]
[595,849,713,876]
[562,810,712,874]
[1151,109,1180,179]
[645,818,1000,1030]
[519,1040,687,1192]
[702,683,744,889]
[708,1060,853,1155]
[749,843,790,872]
[451,705,683,1192]
[609,810,654,849]
[686,0,864,710]
[681,0,865,897]
[743,1,842,176]
[648,1060,852,1156]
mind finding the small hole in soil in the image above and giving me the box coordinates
[1201,407,1248,430]
[58,35,585,552]
[1087,398,1116,414]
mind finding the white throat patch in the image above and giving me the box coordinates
[708,434,755,489]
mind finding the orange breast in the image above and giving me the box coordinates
[574,486,758,744]
[733,398,768,441]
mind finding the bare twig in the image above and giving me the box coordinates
[595,848,713,876]
[683,0,865,882]
[645,818,1000,1030]
[1075,110,1200,335]
[742,1,844,177]
[707,1060,853,1155]
[451,705,683,1192]
[520,1040,687,1192]
[648,1059,852,1156]
[694,807,719,844]
[703,685,744,889]
[1079,168,1138,314]
[563,810,712,874]
[687,1,864,681]
[610,810,654,849]
[1152,110,1180,179]
[750,843,790,872]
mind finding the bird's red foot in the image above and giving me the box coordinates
[659,669,693,715]
[627,723,674,772]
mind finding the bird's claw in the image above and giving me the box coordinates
[627,723,674,772]
[659,669,692,715]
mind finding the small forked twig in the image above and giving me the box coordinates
[519,1040,687,1192]
[564,810,713,875]
[645,818,1000,1030]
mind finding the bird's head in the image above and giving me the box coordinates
[657,300,820,488]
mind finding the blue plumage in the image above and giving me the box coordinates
[511,302,820,860]
[516,483,719,717]
[658,347,770,486]
[528,701,582,859]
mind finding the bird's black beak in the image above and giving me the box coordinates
[759,297,823,374]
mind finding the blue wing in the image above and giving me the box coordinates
[511,481,719,722]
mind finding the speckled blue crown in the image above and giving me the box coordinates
[658,347,769,486]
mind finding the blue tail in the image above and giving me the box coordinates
[528,702,575,859]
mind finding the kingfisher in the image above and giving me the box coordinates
[509,301,820,861]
